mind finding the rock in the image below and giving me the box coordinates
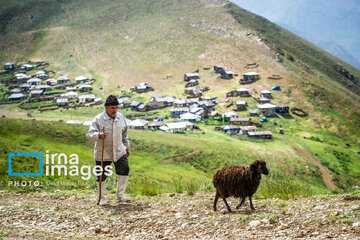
[312,231,320,236]
[352,222,360,227]
[260,218,270,224]
[249,220,261,228]
[175,212,182,218]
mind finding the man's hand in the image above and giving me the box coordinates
[98,131,106,139]
[126,148,130,158]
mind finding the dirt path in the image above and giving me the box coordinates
[288,141,338,191]
[0,191,359,239]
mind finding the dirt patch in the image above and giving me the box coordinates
[162,151,199,164]
[288,141,338,191]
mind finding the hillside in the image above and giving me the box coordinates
[0,0,360,195]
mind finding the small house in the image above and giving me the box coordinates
[258,104,276,116]
[46,79,57,86]
[213,65,224,73]
[248,131,272,139]
[258,97,271,104]
[15,73,31,80]
[222,111,238,121]
[235,101,248,111]
[235,88,250,97]
[137,104,147,112]
[78,94,96,103]
[4,62,15,70]
[131,82,153,93]
[180,112,201,122]
[170,107,189,118]
[173,98,187,108]
[118,97,131,108]
[229,116,251,125]
[184,72,200,81]
[239,126,257,135]
[10,88,21,94]
[8,93,25,101]
[222,125,239,135]
[30,90,44,96]
[27,78,42,85]
[148,121,164,130]
[35,85,52,92]
[66,86,77,91]
[79,84,93,92]
[21,64,34,71]
[261,90,272,99]
[130,101,141,111]
[243,72,259,81]
[75,76,89,84]
[94,97,103,105]
[185,79,198,87]
[275,104,290,115]
[56,98,69,107]
[61,91,78,99]
[220,71,234,79]
[249,109,259,117]
[57,76,70,84]
[36,70,48,79]
[129,119,149,130]
[20,84,31,92]
[211,111,222,120]
[160,122,186,133]
[151,97,167,108]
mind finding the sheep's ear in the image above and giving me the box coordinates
[250,163,257,171]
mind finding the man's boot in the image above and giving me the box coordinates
[97,181,107,205]
[116,175,131,202]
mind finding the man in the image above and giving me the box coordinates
[86,95,131,205]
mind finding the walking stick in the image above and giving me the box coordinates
[97,127,105,205]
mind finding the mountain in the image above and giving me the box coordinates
[231,0,360,69]
[0,0,360,197]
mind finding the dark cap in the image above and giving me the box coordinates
[104,95,119,106]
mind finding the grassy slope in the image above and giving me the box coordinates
[1,118,359,198]
[0,0,359,196]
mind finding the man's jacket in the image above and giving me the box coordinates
[86,110,130,162]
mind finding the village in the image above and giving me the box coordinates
[1,61,301,140]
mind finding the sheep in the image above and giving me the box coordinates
[212,160,269,212]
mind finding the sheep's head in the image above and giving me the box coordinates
[251,160,269,175]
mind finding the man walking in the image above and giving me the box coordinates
[86,95,131,205]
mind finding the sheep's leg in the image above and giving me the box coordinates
[222,197,232,212]
[249,196,255,210]
[213,192,220,211]
[236,197,245,209]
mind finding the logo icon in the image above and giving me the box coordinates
[8,150,43,176]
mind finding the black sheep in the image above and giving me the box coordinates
[213,160,269,212]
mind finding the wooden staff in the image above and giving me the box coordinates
[97,127,105,205]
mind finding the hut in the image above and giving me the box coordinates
[75,76,89,84]
[149,121,164,130]
[170,107,189,118]
[258,104,276,116]
[258,97,271,104]
[20,84,31,92]
[249,109,259,117]
[57,76,70,84]
[79,84,93,92]
[235,88,250,97]
[180,112,201,122]
[129,119,149,130]
[57,98,69,107]
[261,90,272,99]
[21,64,34,71]
[27,78,42,85]
[213,65,224,73]
[222,111,238,121]
[8,93,25,101]
[229,116,251,125]
[78,94,96,103]
[61,91,78,99]
[184,73,200,81]
[275,104,290,115]
[46,79,57,86]
[239,126,257,135]
[243,72,259,81]
[130,101,141,111]
[235,101,248,111]
[4,62,15,70]
[220,71,234,79]
[211,111,222,120]
[35,85,52,91]
[248,131,272,139]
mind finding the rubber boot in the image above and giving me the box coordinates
[97,181,107,205]
[116,176,131,202]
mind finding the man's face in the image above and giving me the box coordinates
[105,105,118,118]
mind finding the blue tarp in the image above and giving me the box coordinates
[260,117,267,122]
[212,100,218,104]
[272,86,281,90]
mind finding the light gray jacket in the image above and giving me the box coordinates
[86,110,130,162]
